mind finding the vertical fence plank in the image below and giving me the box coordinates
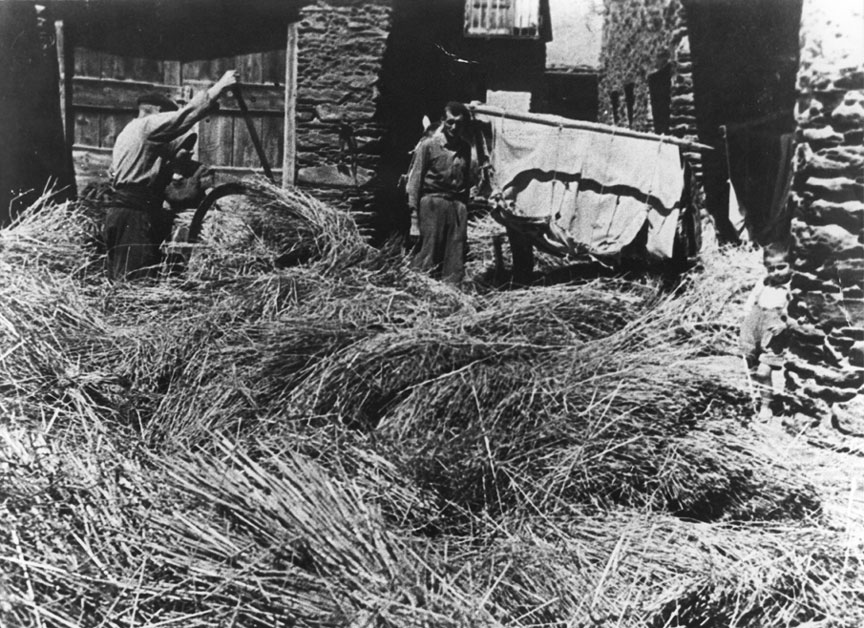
[210,57,236,77]
[74,111,100,147]
[164,60,182,86]
[101,112,134,149]
[198,113,235,167]
[133,57,163,84]
[74,48,101,78]
[237,52,264,84]
[54,20,68,143]
[181,59,211,81]
[261,114,284,169]
[232,115,261,169]
[264,49,285,86]
[101,51,125,79]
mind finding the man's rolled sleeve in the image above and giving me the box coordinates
[406,140,428,210]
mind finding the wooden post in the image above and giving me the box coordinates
[54,19,76,193]
[54,20,66,140]
[282,21,298,187]
[54,20,74,151]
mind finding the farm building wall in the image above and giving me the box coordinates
[294,0,392,227]
[784,0,864,426]
[273,0,599,238]
[597,0,682,132]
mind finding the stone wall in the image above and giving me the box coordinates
[598,0,681,131]
[296,0,392,229]
[786,0,864,426]
[667,7,713,244]
[668,7,699,179]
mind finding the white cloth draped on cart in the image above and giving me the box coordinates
[478,112,686,259]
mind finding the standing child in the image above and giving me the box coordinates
[740,243,792,420]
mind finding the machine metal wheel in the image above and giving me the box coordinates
[186,181,250,244]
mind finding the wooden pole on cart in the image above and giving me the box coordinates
[470,104,714,152]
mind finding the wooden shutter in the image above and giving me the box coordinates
[464,0,542,38]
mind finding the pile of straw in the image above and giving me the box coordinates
[1,430,857,628]
[372,344,819,523]
[1,183,860,627]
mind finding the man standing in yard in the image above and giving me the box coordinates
[103,70,238,280]
[406,101,473,285]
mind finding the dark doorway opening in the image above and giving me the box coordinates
[648,64,672,134]
[372,0,548,243]
[609,90,621,126]
[538,71,599,121]
[683,0,802,245]
[0,2,75,225]
[623,82,635,127]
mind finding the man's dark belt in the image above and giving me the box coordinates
[109,183,163,212]
[423,192,469,203]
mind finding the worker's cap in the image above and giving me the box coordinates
[137,92,179,112]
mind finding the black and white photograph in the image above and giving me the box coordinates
[1,0,862,625]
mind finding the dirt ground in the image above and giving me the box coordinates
[755,412,864,538]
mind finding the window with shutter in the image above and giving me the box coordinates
[464,0,542,38]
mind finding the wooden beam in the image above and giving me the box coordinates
[72,77,285,113]
[471,104,715,151]
[282,21,298,187]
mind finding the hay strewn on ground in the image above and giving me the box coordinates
[1,184,861,627]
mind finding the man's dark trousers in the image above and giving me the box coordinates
[103,186,173,281]
[411,195,467,284]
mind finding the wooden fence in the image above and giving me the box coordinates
[71,48,286,189]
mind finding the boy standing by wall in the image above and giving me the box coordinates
[740,243,792,420]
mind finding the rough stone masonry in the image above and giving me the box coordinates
[786,0,864,424]
[296,0,392,228]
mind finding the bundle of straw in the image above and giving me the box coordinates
[0,425,160,628]
[1,428,859,628]
[0,272,131,430]
[281,328,548,429]
[145,440,487,627]
[237,178,372,272]
[461,279,662,344]
[432,511,863,627]
[0,192,99,276]
[376,343,820,523]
